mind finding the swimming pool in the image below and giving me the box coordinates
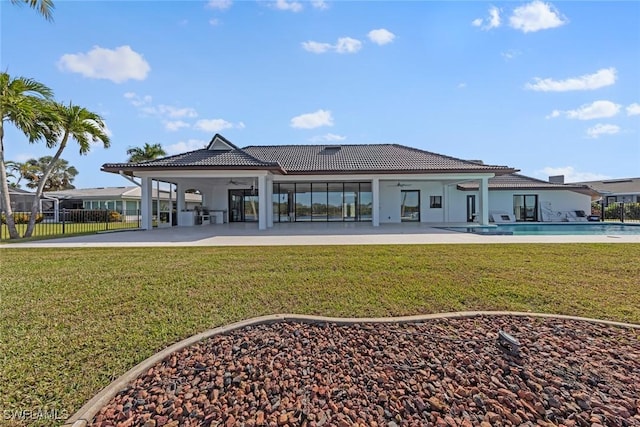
[443,223,640,236]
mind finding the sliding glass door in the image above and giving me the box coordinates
[513,194,538,221]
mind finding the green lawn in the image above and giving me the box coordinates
[1,244,639,426]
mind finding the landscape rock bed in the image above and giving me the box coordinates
[90,316,640,427]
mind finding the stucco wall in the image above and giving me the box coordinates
[488,190,591,220]
[379,181,445,223]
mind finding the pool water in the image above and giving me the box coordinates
[444,223,640,236]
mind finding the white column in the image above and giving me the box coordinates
[141,177,153,230]
[258,175,267,230]
[479,177,490,226]
[156,180,161,224]
[372,178,380,227]
[176,183,185,214]
[266,176,274,227]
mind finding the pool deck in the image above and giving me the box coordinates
[2,222,639,247]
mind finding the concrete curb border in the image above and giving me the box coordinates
[64,311,639,427]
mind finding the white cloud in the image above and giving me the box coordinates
[509,0,567,33]
[156,105,198,119]
[457,82,467,89]
[209,18,220,26]
[165,120,190,131]
[627,103,640,116]
[194,118,244,132]
[303,37,362,54]
[309,133,346,143]
[501,49,521,60]
[525,67,616,92]
[368,29,395,46]
[291,109,334,129]
[547,100,621,120]
[123,92,153,107]
[335,37,362,54]
[311,0,328,10]
[165,139,207,155]
[472,6,501,30]
[274,0,303,12]
[301,41,333,54]
[207,0,232,10]
[536,166,611,183]
[58,45,150,83]
[586,123,620,139]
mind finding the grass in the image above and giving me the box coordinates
[1,244,639,426]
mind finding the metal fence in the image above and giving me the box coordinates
[1,209,141,240]
[591,202,640,223]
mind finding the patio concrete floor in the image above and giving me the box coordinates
[2,222,639,247]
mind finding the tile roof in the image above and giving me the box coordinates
[457,173,596,195]
[102,134,516,175]
[242,144,514,174]
[102,148,283,172]
[571,177,640,195]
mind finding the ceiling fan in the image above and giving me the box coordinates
[397,182,412,187]
[227,179,249,186]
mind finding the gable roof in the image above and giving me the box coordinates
[457,173,596,196]
[102,134,517,176]
[570,177,640,195]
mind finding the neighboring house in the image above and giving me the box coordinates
[1,187,60,213]
[101,134,595,230]
[44,186,202,214]
[568,177,640,206]
[1,187,37,212]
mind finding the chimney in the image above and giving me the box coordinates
[549,175,565,184]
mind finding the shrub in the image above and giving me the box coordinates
[1,212,44,224]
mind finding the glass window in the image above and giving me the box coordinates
[328,183,343,221]
[358,182,372,221]
[429,195,442,208]
[402,190,420,221]
[295,183,311,221]
[311,183,328,221]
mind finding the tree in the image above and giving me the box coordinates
[23,102,110,237]
[24,156,78,191]
[0,72,55,239]
[9,0,55,21]
[5,160,39,188]
[126,143,166,163]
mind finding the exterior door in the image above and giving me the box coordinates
[229,189,259,222]
[401,190,420,222]
[466,195,476,222]
[513,194,538,221]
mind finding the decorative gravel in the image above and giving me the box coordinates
[90,316,640,427]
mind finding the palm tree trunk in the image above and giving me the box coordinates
[24,135,68,237]
[0,123,21,239]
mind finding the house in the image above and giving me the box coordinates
[101,134,595,230]
[567,177,640,206]
[44,186,202,213]
[1,187,38,212]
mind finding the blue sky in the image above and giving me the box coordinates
[2,0,639,188]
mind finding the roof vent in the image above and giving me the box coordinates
[321,146,342,155]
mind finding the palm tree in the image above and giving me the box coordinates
[5,160,39,188]
[9,0,55,21]
[23,102,110,237]
[0,72,55,239]
[126,143,167,163]
[23,156,78,191]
